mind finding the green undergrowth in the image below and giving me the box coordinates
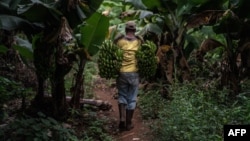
[0,112,78,141]
[67,107,113,141]
[0,76,33,122]
[138,79,250,141]
[0,110,113,141]
[0,55,114,141]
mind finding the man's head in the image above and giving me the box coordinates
[125,21,136,32]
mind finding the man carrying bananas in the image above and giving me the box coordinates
[114,21,143,131]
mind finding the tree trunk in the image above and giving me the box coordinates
[50,39,68,120]
[70,58,86,109]
[34,75,45,105]
[51,66,67,120]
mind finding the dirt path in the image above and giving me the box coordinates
[93,77,153,141]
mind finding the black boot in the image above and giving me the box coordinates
[118,104,126,131]
[126,109,134,131]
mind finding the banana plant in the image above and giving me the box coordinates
[114,0,193,83]
[119,0,250,96]
[70,12,109,108]
[0,0,107,119]
[99,0,191,85]
[186,0,250,95]
[134,0,250,95]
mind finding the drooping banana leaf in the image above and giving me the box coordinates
[13,36,33,60]
[125,0,147,10]
[138,23,162,36]
[0,0,22,14]
[0,14,44,39]
[138,10,153,19]
[80,12,109,56]
[17,1,62,26]
[0,15,38,30]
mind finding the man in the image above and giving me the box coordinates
[114,21,143,131]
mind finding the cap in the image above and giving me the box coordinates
[125,21,136,30]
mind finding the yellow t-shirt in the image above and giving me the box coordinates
[116,38,141,72]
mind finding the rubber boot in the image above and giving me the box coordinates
[118,104,126,131]
[126,109,134,131]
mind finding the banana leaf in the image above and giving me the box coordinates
[13,36,33,60]
[17,1,62,26]
[80,12,109,56]
[0,15,33,30]
[0,0,22,14]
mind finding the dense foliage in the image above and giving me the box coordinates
[138,80,250,141]
[0,112,78,141]
[1,0,250,140]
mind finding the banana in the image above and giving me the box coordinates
[97,40,124,79]
[136,40,158,79]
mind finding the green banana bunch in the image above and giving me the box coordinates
[97,40,123,79]
[136,40,158,79]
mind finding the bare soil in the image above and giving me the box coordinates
[93,76,153,141]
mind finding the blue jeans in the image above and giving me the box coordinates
[116,72,139,110]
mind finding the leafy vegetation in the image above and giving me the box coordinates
[0,76,33,122]
[138,79,250,141]
[0,55,114,141]
[1,0,250,140]
[0,112,78,141]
